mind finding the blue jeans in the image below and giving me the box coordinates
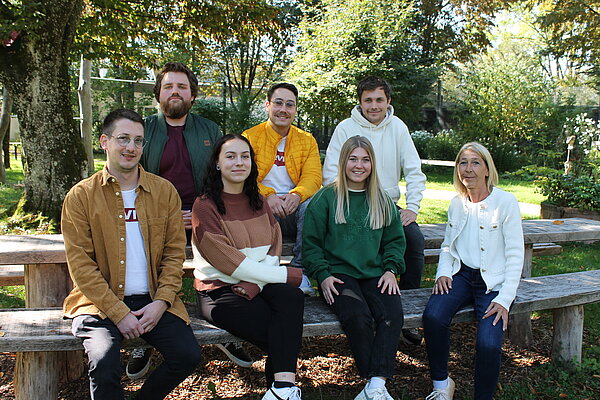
[423,265,505,400]
[72,295,201,400]
[325,274,404,379]
[276,198,310,268]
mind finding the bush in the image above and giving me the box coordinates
[536,172,600,211]
[410,129,462,161]
[411,130,433,158]
[535,112,600,211]
[502,165,560,181]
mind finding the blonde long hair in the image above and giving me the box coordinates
[453,142,499,197]
[334,136,394,229]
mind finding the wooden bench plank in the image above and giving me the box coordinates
[0,265,25,286]
[1,270,598,353]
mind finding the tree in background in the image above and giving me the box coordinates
[215,0,301,133]
[0,0,282,222]
[0,0,88,222]
[288,0,437,139]
[288,0,515,142]
[534,0,600,87]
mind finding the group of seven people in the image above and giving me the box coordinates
[61,62,524,400]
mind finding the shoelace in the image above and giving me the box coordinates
[425,389,451,400]
[231,342,244,350]
[130,348,147,359]
[367,387,391,400]
[287,386,302,400]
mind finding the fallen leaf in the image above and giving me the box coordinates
[553,220,564,225]
[559,394,568,398]
[0,331,5,337]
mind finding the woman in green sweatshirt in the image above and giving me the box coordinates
[303,136,406,400]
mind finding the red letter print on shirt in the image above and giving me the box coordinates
[124,208,138,222]
[274,150,285,167]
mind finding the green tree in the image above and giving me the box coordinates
[288,0,438,134]
[452,49,564,168]
[0,0,88,221]
[0,0,282,221]
[534,0,600,86]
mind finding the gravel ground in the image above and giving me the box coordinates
[0,318,554,399]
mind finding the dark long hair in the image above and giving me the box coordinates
[202,134,263,214]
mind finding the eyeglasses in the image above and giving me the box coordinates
[270,99,297,109]
[110,135,147,149]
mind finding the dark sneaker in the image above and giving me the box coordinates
[400,328,423,345]
[216,342,253,368]
[126,347,153,380]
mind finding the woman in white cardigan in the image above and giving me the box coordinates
[423,142,524,400]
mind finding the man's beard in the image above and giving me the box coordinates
[161,97,192,119]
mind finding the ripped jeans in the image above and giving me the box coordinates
[324,273,404,379]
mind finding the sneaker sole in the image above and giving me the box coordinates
[126,354,152,380]
[215,343,253,368]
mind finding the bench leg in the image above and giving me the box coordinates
[508,313,533,347]
[508,244,534,347]
[15,351,60,400]
[24,263,85,382]
[552,305,583,366]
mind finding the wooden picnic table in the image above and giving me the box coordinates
[0,218,599,399]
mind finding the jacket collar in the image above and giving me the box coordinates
[100,164,151,192]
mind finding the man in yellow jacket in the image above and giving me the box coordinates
[243,83,322,294]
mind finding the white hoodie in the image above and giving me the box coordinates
[322,105,426,213]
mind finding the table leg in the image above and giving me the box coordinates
[14,263,83,400]
[508,244,533,347]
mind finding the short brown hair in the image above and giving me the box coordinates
[267,83,298,101]
[357,76,391,101]
[102,109,144,136]
[153,62,198,102]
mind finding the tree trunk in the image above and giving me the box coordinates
[78,56,94,176]
[0,86,12,183]
[0,0,87,221]
[3,127,10,169]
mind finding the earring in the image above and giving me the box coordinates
[216,165,220,171]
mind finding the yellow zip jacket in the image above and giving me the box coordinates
[243,121,322,202]
[62,166,189,324]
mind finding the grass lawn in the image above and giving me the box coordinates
[410,165,547,205]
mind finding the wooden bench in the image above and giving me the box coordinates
[0,269,599,399]
[0,218,598,399]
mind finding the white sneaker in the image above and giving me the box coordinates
[262,385,302,400]
[425,377,455,400]
[299,274,316,296]
[354,385,394,400]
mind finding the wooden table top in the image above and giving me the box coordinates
[0,218,599,265]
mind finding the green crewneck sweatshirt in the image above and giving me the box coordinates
[303,186,406,285]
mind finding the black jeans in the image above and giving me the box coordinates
[72,294,201,400]
[326,274,404,379]
[399,220,425,290]
[197,283,304,385]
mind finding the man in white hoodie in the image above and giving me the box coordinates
[322,76,427,345]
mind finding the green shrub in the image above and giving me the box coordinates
[536,172,600,210]
[411,130,433,158]
[425,130,463,161]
